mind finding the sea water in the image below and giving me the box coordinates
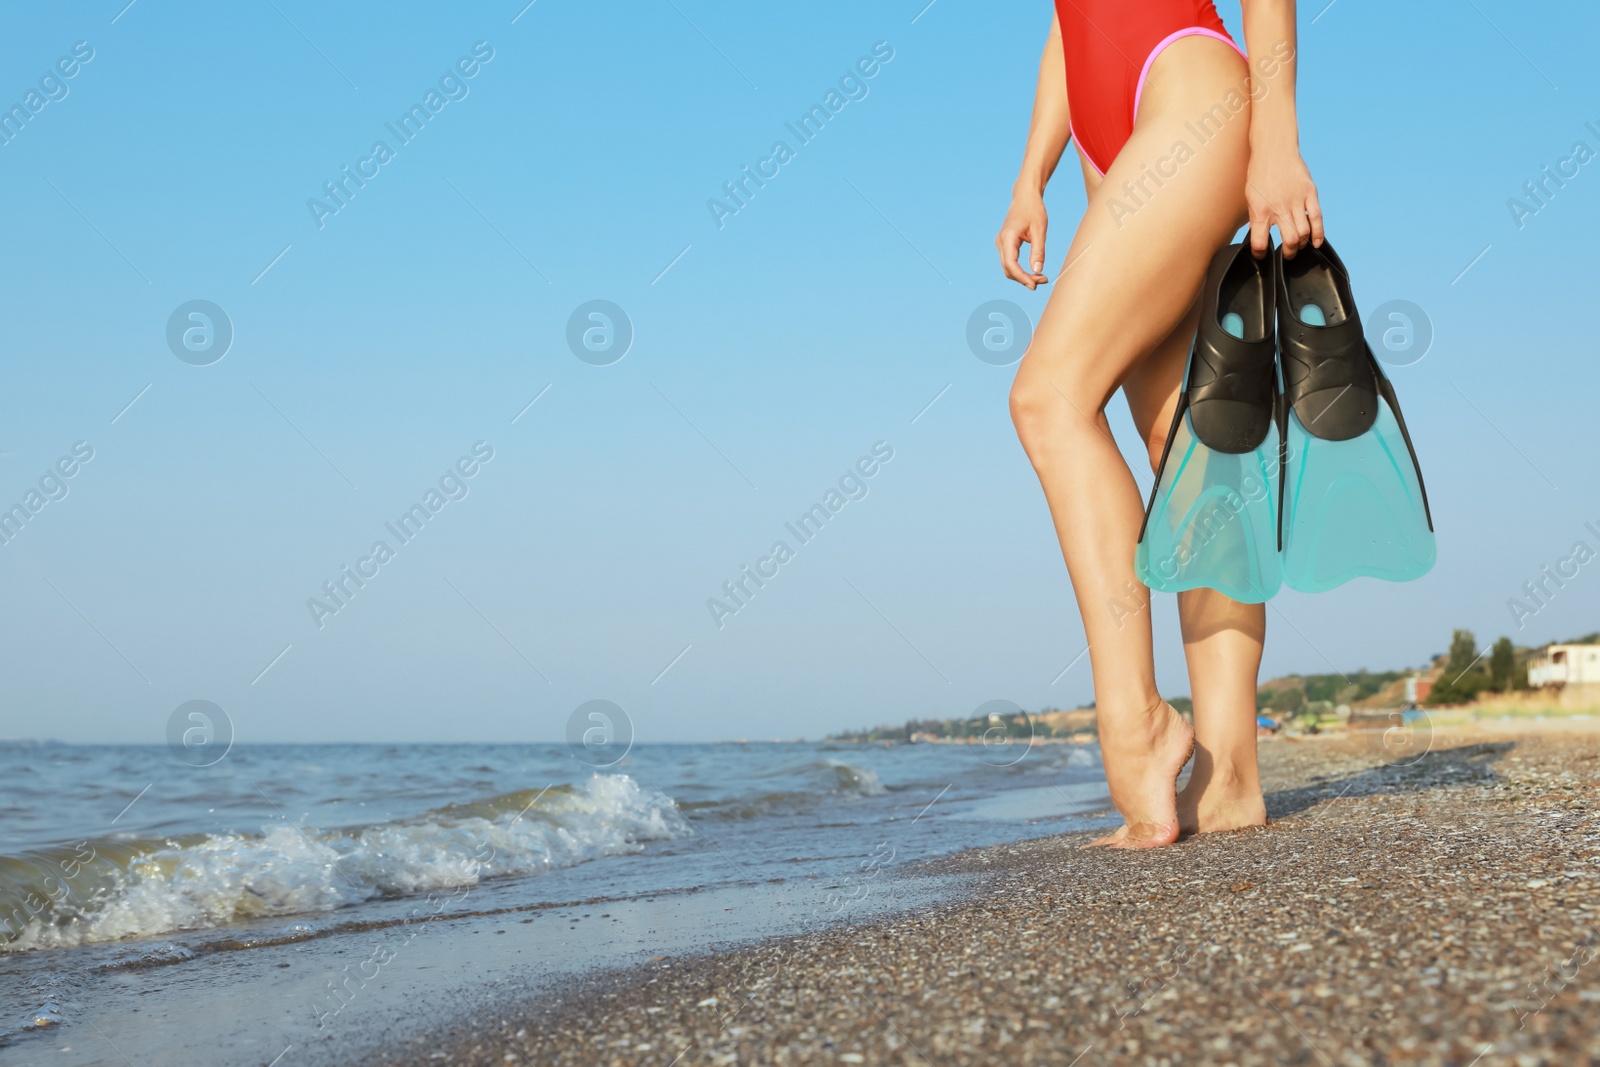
[0,739,1111,1064]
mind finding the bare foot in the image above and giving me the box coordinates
[1177,765,1267,836]
[1080,700,1194,850]
[1081,824,1127,848]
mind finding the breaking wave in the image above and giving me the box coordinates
[0,774,687,953]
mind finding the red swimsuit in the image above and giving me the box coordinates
[1054,0,1246,176]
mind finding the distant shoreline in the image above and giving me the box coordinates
[824,733,1095,746]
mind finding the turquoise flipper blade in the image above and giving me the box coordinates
[1135,411,1283,603]
[1281,401,1436,592]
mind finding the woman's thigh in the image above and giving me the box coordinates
[1014,36,1251,413]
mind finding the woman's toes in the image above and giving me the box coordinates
[1110,819,1179,850]
[1082,825,1129,848]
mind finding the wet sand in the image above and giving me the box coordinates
[377,724,1600,1066]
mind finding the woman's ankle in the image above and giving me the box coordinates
[1187,756,1258,793]
[1096,694,1178,750]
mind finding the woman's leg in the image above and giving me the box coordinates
[1175,594,1268,831]
[1123,321,1270,836]
[1010,35,1251,849]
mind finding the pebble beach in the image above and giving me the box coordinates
[375,723,1600,1067]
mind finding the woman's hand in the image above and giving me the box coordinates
[1246,141,1322,259]
[996,189,1050,289]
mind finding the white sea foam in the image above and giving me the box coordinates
[0,774,687,953]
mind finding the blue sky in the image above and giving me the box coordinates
[1,0,1595,744]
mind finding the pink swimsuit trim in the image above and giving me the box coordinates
[1072,27,1248,177]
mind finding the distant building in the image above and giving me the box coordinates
[1528,644,1600,688]
[1405,675,1433,704]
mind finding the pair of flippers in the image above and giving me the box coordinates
[1135,239,1434,602]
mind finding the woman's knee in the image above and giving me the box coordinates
[1009,365,1104,460]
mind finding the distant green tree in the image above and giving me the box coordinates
[1304,675,1340,703]
[1446,629,1480,679]
[1298,670,1402,705]
[1489,637,1516,692]
[1268,687,1305,713]
[1427,629,1496,705]
[1430,671,1497,705]
[1513,656,1531,690]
